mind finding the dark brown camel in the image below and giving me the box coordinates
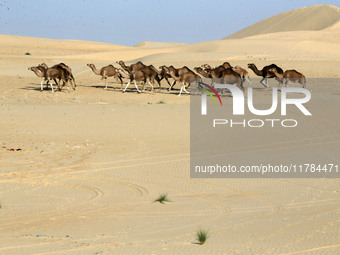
[247,63,283,88]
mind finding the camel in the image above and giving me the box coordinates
[29,65,58,90]
[201,62,232,70]
[247,63,283,88]
[194,67,212,79]
[161,66,199,96]
[139,65,161,92]
[116,68,156,93]
[87,64,123,89]
[40,63,76,89]
[159,65,191,91]
[222,62,232,69]
[269,68,307,88]
[28,66,69,92]
[149,64,175,89]
[195,66,244,93]
[117,61,161,92]
[233,65,251,84]
[219,68,244,91]
[201,64,230,80]
[116,60,145,73]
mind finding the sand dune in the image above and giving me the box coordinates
[0,34,130,56]
[224,4,340,39]
[134,41,187,48]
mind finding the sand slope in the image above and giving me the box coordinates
[224,5,340,39]
[0,5,340,254]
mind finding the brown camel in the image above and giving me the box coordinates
[161,66,199,96]
[29,66,69,92]
[159,65,191,91]
[201,62,232,70]
[233,65,252,85]
[117,61,161,91]
[116,68,155,93]
[87,64,123,89]
[219,68,244,91]
[28,65,58,90]
[39,63,76,90]
[195,66,244,92]
[116,60,145,73]
[194,67,212,79]
[40,63,76,89]
[222,62,232,69]
[247,63,283,88]
[269,68,307,88]
[149,64,175,89]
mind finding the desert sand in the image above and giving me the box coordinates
[0,4,340,254]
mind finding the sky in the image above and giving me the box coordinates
[0,0,339,46]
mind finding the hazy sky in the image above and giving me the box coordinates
[0,0,339,46]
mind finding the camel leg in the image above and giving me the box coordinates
[165,77,172,87]
[178,83,185,96]
[48,80,54,93]
[134,80,141,93]
[104,78,108,90]
[169,81,176,91]
[284,79,288,87]
[117,75,123,90]
[122,81,131,93]
[183,83,189,93]
[40,80,44,91]
[246,77,252,84]
[300,78,307,88]
[148,81,155,93]
[260,77,268,88]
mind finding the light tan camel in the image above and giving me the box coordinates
[233,65,251,84]
[269,68,307,88]
[87,64,123,89]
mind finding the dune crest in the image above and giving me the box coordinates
[224,4,340,39]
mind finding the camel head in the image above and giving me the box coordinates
[117,60,125,65]
[161,66,170,74]
[248,63,256,69]
[39,63,48,69]
[87,64,93,67]
[37,64,47,71]
[194,67,202,73]
[201,64,212,70]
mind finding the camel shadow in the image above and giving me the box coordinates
[19,86,42,91]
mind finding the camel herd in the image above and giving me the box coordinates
[28,61,306,96]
